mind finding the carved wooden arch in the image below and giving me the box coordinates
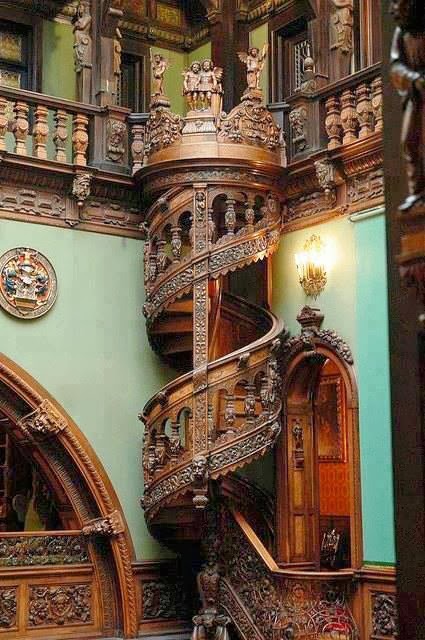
[276,307,362,570]
[0,353,139,639]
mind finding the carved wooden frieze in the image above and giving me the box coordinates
[0,587,17,630]
[19,399,67,438]
[28,584,92,627]
[0,248,57,319]
[0,535,89,566]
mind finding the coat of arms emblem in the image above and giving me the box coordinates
[0,248,57,318]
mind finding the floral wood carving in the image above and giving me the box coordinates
[218,100,282,152]
[372,592,398,638]
[289,106,308,153]
[0,588,17,629]
[0,535,89,566]
[144,109,183,157]
[28,584,92,627]
[142,580,190,620]
[19,398,68,438]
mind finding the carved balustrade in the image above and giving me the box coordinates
[0,86,130,172]
[278,64,382,163]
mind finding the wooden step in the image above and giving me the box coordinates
[150,314,193,336]
[162,334,193,355]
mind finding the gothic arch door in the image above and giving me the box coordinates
[276,337,362,571]
[0,354,138,639]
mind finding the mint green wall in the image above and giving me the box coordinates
[0,220,174,560]
[152,46,185,115]
[42,21,76,100]
[249,23,269,101]
[188,42,212,66]
[353,210,395,564]
[272,213,395,565]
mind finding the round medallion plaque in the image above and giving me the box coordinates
[0,248,57,319]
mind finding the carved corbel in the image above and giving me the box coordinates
[192,454,209,509]
[71,171,93,209]
[19,399,68,438]
[82,510,125,537]
[314,159,337,205]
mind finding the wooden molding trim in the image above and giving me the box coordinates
[0,353,139,638]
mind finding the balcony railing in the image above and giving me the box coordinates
[0,86,131,174]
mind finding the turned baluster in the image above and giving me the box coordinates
[244,383,256,426]
[72,113,89,166]
[371,77,383,132]
[33,105,49,159]
[325,96,342,150]
[54,109,68,163]
[224,395,236,434]
[225,198,236,235]
[171,226,182,263]
[340,89,358,144]
[156,239,167,274]
[0,96,8,151]
[12,101,29,156]
[131,123,144,174]
[169,422,181,462]
[245,198,255,230]
[355,83,374,139]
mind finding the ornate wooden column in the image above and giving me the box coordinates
[383,2,425,638]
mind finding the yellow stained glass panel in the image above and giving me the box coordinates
[0,31,23,63]
[0,69,21,88]
[157,3,181,27]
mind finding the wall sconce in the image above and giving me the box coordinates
[295,234,328,299]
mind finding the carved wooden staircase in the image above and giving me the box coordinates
[136,96,359,639]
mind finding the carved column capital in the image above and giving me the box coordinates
[19,399,68,438]
[82,510,125,537]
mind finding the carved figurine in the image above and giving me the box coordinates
[390,0,425,211]
[73,1,92,73]
[183,61,201,111]
[198,60,223,115]
[238,45,268,93]
[330,0,354,54]
[151,52,169,98]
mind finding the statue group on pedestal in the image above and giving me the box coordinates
[183,60,223,115]
[149,44,269,115]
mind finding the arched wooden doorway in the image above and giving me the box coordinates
[276,308,362,571]
[0,354,138,639]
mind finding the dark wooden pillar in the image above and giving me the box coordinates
[208,1,249,111]
[382,3,425,639]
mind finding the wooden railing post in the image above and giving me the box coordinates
[54,109,69,163]
[12,101,29,156]
[72,113,89,166]
[33,105,49,159]
[0,96,7,151]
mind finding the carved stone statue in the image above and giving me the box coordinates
[151,52,170,107]
[183,61,201,111]
[73,1,92,73]
[390,0,425,211]
[330,0,354,55]
[238,45,268,97]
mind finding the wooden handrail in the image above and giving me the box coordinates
[0,85,102,114]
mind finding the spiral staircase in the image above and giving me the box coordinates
[135,93,359,640]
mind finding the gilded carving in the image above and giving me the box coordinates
[238,45,268,98]
[28,584,92,627]
[19,399,67,437]
[150,52,170,108]
[0,248,57,319]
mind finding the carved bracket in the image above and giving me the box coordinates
[82,509,125,537]
[19,399,68,438]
